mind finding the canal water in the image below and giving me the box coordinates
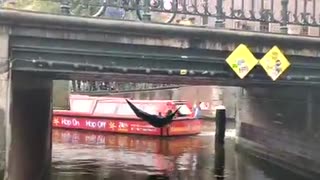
[51,121,309,180]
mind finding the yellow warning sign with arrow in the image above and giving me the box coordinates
[226,44,259,79]
[259,46,291,81]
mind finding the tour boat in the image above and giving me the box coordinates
[52,94,202,136]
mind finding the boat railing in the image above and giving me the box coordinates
[54,110,196,122]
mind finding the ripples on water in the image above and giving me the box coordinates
[51,121,309,180]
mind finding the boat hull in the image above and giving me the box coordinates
[52,114,202,136]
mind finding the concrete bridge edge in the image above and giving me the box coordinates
[0,28,53,180]
[0,26,10,179]
[234,86,320,179]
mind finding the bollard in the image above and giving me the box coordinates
[214,144,225,180]
[214,105,226,179]
[215,105,226,145]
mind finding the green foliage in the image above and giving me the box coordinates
[1,0,60,13]
[1,0,103,16]
[71,0,102,16]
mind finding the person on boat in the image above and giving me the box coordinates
[166,110,173,117]
[126,99,180,128]
[194,102,202,119]
[164,109,174,128]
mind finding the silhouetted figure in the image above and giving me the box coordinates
[126,99,180,128]
[165,110,173,116]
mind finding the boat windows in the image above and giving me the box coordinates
[142,104,158,115]
[116,103,136,115]
[94,102,118,114]
[71,99,94,113]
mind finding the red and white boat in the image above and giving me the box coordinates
[52,94,202,136]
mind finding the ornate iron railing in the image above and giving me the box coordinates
[56,0,320,33]
[1,0,318,34]
[1,0,319,33]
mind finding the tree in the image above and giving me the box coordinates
[1,0,102,16]
[70,0,102,16]
[1,0,60,13]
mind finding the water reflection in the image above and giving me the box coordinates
[147,174,169,180]
[51,123,311,180]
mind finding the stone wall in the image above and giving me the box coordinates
[236,86,320,178]
[0,29,9,175]
[0,73,8,174]
[52,80,70,110]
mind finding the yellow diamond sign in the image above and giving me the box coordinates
[226,44,258,79]
[259,46,291,81]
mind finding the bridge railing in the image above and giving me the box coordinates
[1,0,320,36]
[70,81,178,93]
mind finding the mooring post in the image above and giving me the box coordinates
[215,105,226,145]
[214,105,226,179]
[214,143,225,179]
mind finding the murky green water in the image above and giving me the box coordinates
[50,121,310,180]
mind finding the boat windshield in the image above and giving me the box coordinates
[141,104,158,115]
[94,102,118,115]
[116,103,137,115]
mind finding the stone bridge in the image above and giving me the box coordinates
[1,10,320,86]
